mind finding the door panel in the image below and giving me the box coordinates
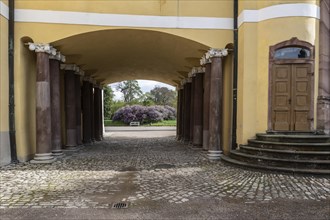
[271,64,312,131]
[292,64,311,131]
[272,65,291,131]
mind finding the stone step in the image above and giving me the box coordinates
[221,154,330,175]
[256,133,330,143]
[248,139,330,151]
[229,151,330,170]
[239,145,330,160]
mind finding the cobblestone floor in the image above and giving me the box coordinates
[1,133,330,211]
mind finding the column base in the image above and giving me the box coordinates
[63,145,80,152]
[52,150,64,157]
[208,150,222,160]
[30,153,56,164]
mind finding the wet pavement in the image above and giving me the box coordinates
[0,129,329,219]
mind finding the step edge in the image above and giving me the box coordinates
[221,155,330,175]
[230,151,330,164]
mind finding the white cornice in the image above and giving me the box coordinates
[0,1,9,19]
[238,3,320,27]
[14,8,233,30]
[0,2,320,29]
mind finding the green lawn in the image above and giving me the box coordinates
[104,120,176,127]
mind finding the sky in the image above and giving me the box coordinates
[109,80,176,101]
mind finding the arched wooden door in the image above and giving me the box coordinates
[268,38,315,132]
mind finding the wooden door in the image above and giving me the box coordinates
[271,64,312,131]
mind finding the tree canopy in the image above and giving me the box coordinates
[116,80,143,103]
[150,86,177,106]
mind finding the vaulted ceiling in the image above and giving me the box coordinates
[52,29,209,86]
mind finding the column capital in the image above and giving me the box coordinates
[200,55,211,66]
[61,64,83,76]
[50,52,66,63]
[27,42,56,55]
[192,67,205,75]
[206,48,228,59]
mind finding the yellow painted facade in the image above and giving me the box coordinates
[0,0,324,164]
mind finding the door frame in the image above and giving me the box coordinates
[268,37,315,132]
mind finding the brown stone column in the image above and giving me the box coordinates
[207,49,228,160]
[180,84,186,142]
[190,74,195,144]
[176,87,182,140]
[64,66,78,149]
[317,0,330,134]
[29,43,56,163]
[90,82,95,142]
[201,59,211,150]
[183,79,192,143]
[99,88,104,140]
[192,68,204,147]
[94,86,101,141]
[49,53,64,156]
[82,78,92,143]
[75,73,83,145]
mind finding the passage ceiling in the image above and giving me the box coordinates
[52,29,209,86]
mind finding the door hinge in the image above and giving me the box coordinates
[308,72,314,76]
[307,117,314,121]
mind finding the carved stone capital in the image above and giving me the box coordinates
[200,55,211,66]
[50,52,66,63]
[61,64,80,73]
[27,43,56,55]
[206,48,228,59]
[192,66,205,74]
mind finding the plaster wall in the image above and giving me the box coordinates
[0,15,11,165]
[237,16,319,145]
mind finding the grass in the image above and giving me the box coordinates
[104,120,176,127]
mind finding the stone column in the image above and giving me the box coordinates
[189,72,195,145]
[201,56,212,150]
[75,70,84,146]
[183,78,192,143]
[90,81,95,142]
[49,52,65,156]
[317,0,330,134]
[176,87,182,140]
[63,64,79,149]
[99,87,104,140]
[192,67,205,147]
[82,78,92,143]
[207,48,228,160]
[94,86,102,141]
[28,43,56,163]
[180,81,186,142]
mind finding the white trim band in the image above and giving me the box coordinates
[14,8,233,30]
[238,3,320,27]
[0,1,9,19]
[0,2,320,30]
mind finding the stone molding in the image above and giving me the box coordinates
[27,42,56,55]
[206,48,228,59]
[50,52,66,63]
[200,55,211,66]
[192,66,205,74]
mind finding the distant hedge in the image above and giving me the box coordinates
[112,105,176,124]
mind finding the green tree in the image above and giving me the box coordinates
[103,85,114,120]
[116,80,143,103]
[150,86,177,106]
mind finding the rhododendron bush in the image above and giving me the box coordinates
[112,105,176,124]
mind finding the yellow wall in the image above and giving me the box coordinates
[16,0,232,18]
[0,15,11,165]
[15,39,36,162]
[237,16,319,145]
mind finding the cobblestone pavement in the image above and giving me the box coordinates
[0,131,329,219]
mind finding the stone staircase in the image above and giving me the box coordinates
[221,133,330,175]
